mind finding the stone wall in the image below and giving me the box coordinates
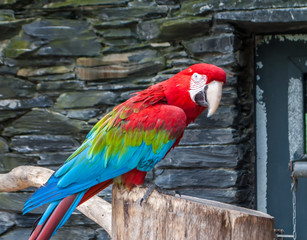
[1,0,306,239]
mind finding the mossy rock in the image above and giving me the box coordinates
[44,0,130,8]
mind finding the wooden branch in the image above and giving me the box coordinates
[1,166,275,239]
[0,166,112,236]
[112,184,274,240]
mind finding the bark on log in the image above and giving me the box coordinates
[112,184,274,240]
[1,166,274,240]
[0,166,112,236]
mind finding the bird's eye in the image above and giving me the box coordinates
[192,73,201,80]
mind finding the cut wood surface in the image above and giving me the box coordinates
[1,166,274,240]
[112,184,274,240]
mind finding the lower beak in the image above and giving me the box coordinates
[195,81,223,118]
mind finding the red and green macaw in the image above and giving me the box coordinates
[24,63,226,239]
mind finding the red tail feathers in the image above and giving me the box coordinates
[29,179,113,240]
[78,179,113,205]
[29,194,77,240]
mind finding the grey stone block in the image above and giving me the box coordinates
[10,135,79,153]
[155,168,238,188]
[180,128,239,145]
[0,96,52,110]
[158,145,242,168]
[3,109,88,136]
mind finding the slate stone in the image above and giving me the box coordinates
[199,52,238,67]
[97,6,168,21]
[36,37,100,57]
[155,168,238,189]
[44,0,130,8]
[0,75,35,99]
[0,110,26,122]
[183,34,240,55]
[14,213,40,228]
[5,57,74,68]
[64,108,101,120]
[96,228,111,240]
[0,0,17,5]
[10,135,79,153]
[96,185,113,203]
[137,16,211,41]
[17,65,74,77]
[190,106,238,128]
[3,33,45,58]
[179,188,240,204]
[101,28,134,39]
[55,91,117,109]
[77,49,160,66]
[36,152,72,165]
[0,211,15,235]
[76,61,164,81]
[167,58,198,68]
[0,192,46,214]
[86,81,148,92]
[0,10,14,21]
[0,96,52,110]
[120,90,138,101]
[100,38,140,49]
[0,66,18,75]
[52,227,96,240]
[177,0,307,16]
[157,145,242,168]
[216,7,307,24]
[23,19,86,41]
[92,19,138,29]
[179,128,239,145]
[136,19,162,41]
[3,109,88,136]
[29,72,76,81]
[211,24,236,34]
[13,210,98,228]
[151,74,174,83]
[37,80,85,92]
[1,224,97,239]
[155,0,177,5]
[0,10,26,41]
[60,212,98,227]
[0,137,9,153]
[220,87,237,105]
[0,228,32,240]
[218,8,307,33]
[5,19,101,58]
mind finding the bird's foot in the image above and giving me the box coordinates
[139,183,181,206]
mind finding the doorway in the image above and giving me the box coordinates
[256,35,307,239]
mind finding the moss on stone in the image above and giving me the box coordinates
[160,16,211,39]
[44,0,129,8]
[4,35,32,58]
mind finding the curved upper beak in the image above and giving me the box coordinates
[194,80,223,118]
[206,81,223,117]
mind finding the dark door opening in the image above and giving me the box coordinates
[256,35,307,239]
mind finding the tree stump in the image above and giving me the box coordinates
[112,185,274,240]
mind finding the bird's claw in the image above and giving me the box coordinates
[139,183,156,206]
[139,184,181,206]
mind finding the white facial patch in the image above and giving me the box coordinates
[189,73,208,102]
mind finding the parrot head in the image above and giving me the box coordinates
[163,63,226,123]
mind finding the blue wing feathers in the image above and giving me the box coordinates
[24,104,187,231]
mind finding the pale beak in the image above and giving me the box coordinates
[206,81,223,118]
[194,80,223,117]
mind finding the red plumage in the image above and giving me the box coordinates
[27,63,226,239]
